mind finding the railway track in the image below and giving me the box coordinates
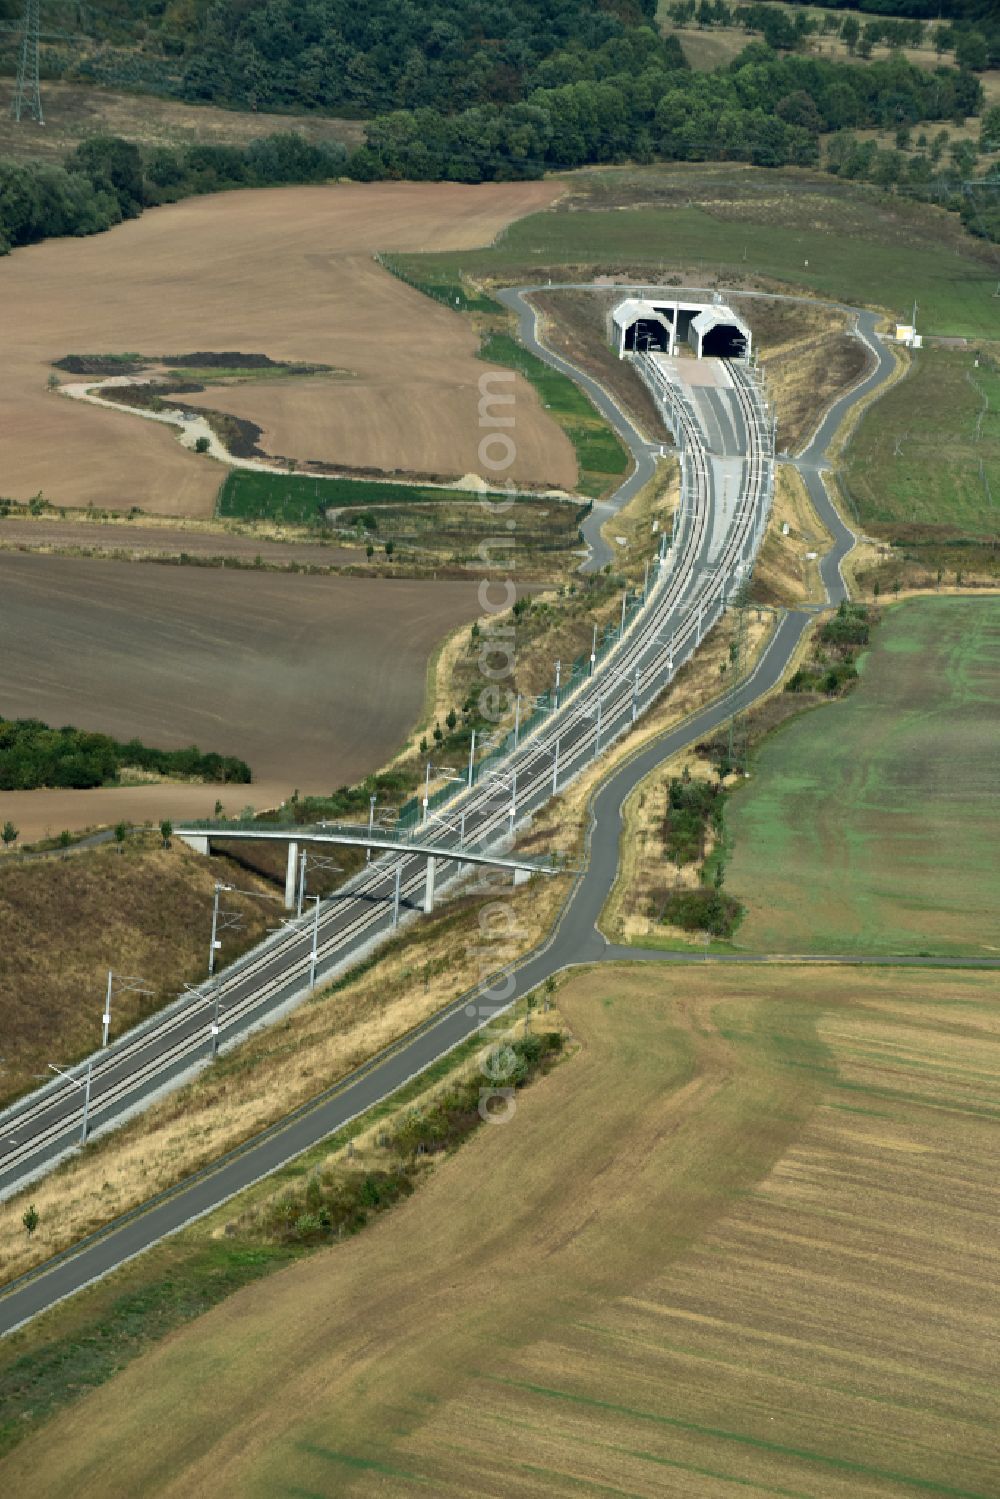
[0,351,772,1201]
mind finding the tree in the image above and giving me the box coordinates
[954,31,988,73]
[366,542,375,558]
[194,435,210,453]
[951,140,978,179]
[929,129,949,165]
[159,819,172,848]
[1,820,17,847]
[22,1204,39,1238]
[384,540,395,557]
[841,16,860,54]
[114,820,129,853]
[776,90,823,134]
[981,107,1000,151]
[67,136,144,219]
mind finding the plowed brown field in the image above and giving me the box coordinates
[0,553,484,813]
[1,180,572,516]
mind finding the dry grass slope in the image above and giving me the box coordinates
[0,842,273,1105]
[0,82,364,165]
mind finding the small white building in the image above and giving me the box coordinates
[612,297,752,360]
[894,324,923,349]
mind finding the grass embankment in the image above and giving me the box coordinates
[599,459,678,586]
[405,162,998,338]
[752,463,834,607]
[530,287,674,444]
[0,843,273,1105]
[478,330,630,498]
[727,595,1000,955]
[3,963,997,1497]
[843,348,1000,589]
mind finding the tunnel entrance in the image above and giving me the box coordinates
[700,322,748,359]
[624,317,669,354]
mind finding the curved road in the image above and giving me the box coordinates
[502,283,893,582]
[2,288,968,1339]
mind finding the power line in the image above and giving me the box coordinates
[11,0,42,124]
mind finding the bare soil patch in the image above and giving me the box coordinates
[0,781,294,848]
[0,553,486,793]
[1,180,569,516]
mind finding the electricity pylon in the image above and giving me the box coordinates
[5,1,89,124]
[11,0,42,123]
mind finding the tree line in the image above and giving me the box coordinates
[0,42,994,255]
[0,717,251,790]
[0,132,347,253]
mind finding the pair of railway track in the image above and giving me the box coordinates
[0,355,772,1200]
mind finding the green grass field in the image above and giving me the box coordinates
[479,331,629,496]
[726,596,1000,955]
[843,349,1000,535]
[217,470,504,525]
[409,165,999,338]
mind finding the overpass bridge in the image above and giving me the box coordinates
[175,822,562,915]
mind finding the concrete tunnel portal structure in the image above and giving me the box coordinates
[612,296,752,361]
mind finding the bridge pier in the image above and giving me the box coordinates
[177,833,211,856]
[284,842,299,910]
[424,856,436,915]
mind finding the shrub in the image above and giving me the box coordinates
[656,887,743,938]
[662,774,723,864]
